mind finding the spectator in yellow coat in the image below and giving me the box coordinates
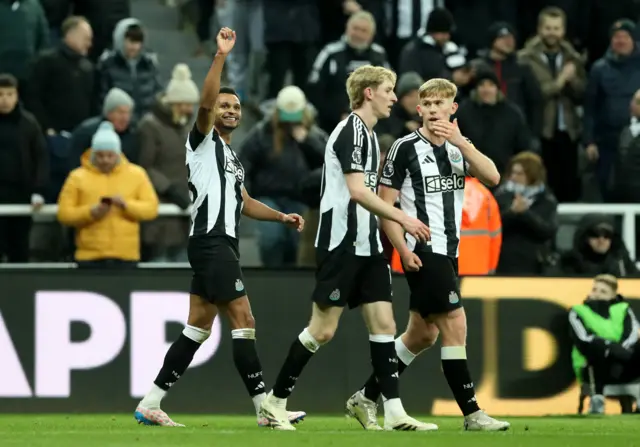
[57,121,159,268]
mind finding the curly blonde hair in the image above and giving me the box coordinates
[346,65,397,110]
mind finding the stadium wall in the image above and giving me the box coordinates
[0,270,638,416]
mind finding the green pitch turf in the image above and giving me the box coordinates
[2,415,640,447]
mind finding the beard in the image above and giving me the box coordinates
[216,121,238,133]
[542,36,560,48]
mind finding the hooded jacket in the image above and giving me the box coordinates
[398,34,466,81]
[96,18,162,120]
[559,214,638,277]
[57,150,158,261]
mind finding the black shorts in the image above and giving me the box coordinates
[188,236,246,303]
[404,251,462,317]
[312,247,392,309]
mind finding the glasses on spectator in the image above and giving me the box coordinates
[587,229,613,239]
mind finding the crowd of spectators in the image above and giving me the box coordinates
[1,0,640,276]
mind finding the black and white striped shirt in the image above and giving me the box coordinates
[185,126,244,239]
[315,113,383,256]
[380,130,469,258]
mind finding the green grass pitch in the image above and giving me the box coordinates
[2,414,640,447]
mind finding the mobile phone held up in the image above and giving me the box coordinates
[101,197,113,205]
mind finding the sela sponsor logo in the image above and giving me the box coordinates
[424,173,465,193]
[225,158,245,183]
[0,291,222,398]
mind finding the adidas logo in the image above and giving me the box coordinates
[422,155,435,164]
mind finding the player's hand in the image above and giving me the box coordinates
[280,213,305,232]
[401,251,422,272]
[510,194,529,213]
[432,119,466,147]
[401,215,430,243]
[216,27,236,55]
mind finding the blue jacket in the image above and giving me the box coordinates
[583,48,640,146]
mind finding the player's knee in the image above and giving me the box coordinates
[308,326,335,345]
[437,309,467,345]
[406,326,439,352]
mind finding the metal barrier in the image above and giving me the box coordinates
[0,203,638,260]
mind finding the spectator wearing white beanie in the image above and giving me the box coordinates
[162,64,200,126]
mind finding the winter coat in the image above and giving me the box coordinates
[96,18,162,120]
[57,150,159,262]
[137,98,191,249]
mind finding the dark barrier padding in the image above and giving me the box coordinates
[0,271,638,415]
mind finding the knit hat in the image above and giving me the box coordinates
[426,8,454,34]
[488,21,516,45]
[474,69,499,88]
[164,64,200,104]
[396,72,424,99]
[276,85,306,122]
[91,121,122,153]
[611,19,636,38]
[102,87,134,116]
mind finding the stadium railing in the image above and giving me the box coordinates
[0,203,637,263]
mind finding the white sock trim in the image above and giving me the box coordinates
[183,325,210,343]
[395,337,416,365]
[441,345,467,360]
[369,334,394,343]
[298,327,321,353]
[231,328,256,340]
[140,384,167,409]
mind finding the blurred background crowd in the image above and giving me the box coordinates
[2,0,640,277]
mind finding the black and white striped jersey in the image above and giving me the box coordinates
[185,125,244,239]
[315,113,383,256]
[379,130,470,258]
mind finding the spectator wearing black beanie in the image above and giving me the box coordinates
[397,8,468,86]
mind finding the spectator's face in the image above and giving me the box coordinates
[400,89,420,115]
[171,102,195,125]
[587,227,613,254]
[107,106,132,133]
[508,163,528,185]
[66,21,93,56]
[611,31,634,56]
[631,91,640,117]
[538,16,565,48]
[431,32,450,46]
[346,18,375,50]
[493,35,515,55]
[369,80,397,119]
[214,93,242,133]
[418,94,457,131]
[589,281,616,300]
[124,38,143,59]
[0,86,18,114]
[477,80,498,104]
[92,151,119,173]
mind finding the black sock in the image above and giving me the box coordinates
[441,347,480,416]
[231,329,265,396]
[153,331,203,390]
[272,329,320,399]
[362,360,408,402]
[369,336,400,400]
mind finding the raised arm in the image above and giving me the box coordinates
[195,28,236,136]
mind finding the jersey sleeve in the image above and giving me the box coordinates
[379,139,408,190]
[333,118,365,173]
[188,123,219,150]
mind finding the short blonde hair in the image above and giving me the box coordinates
[347,10,377,34]
[418,78,457,100]
[594,274,618,293]
[346,65,397,110]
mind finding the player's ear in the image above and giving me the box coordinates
[364,87,373,101]
[451,101,459,114]
[416,104,422,116]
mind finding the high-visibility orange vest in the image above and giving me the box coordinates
[387,177,501,276]
[458,177,502,275]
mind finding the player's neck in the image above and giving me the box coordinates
[352,108,378,133]
[215,126,232,144]
[419,126,446,147]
